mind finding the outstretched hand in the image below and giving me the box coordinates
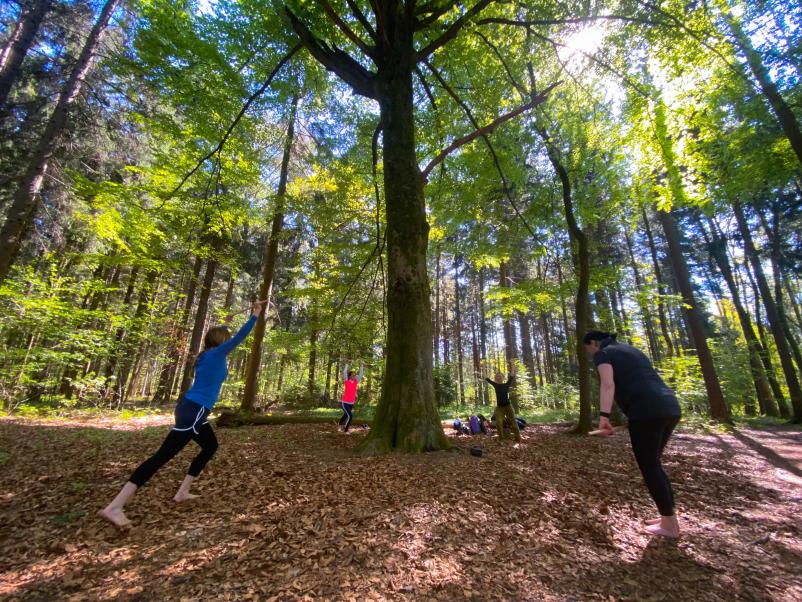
[251,298,268,316]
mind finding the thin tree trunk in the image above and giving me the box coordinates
[701,215,777,416]
[0,0,120,282]
[0,0,52,110]
[744,259,791,418]
[499,261,517,370]
[478,268,489,404]
[153,254,203,403]
[240,92,299,413]
[116,270,158,405]
[657,208,730,422]
[642,207,675,355]
[538,126,592,433]
[624,228,661,360]
[734,200,802,422]
[453,258,465,405]
[434,248,441,365]
[723,10,802,169]
[518,310,537,389]
[308,328,318,396]
[179,250,220,396]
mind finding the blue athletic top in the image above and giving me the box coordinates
[184,315,257,409]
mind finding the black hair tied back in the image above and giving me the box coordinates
[583,330,617,345]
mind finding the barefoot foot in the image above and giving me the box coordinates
[644,523,680,538]
[643,515,680,538]
[643,517,661,526]
[97,507,131,530]
[173,492,199,503]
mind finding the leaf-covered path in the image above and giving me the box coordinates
[1,417,800,601]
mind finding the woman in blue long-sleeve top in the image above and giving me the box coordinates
[99,299,265,529]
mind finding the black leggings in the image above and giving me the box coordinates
[629,416,680,516]
[129,423,219,487]
[338,402,354,432]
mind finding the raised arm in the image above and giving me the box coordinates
[216,315,256,355]
[356,365,364,383]
[215,299,265,355]
[342,363,349,382]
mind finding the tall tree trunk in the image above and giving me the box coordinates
[324,355,333,402]
[701,215,777,416]
[624,228,661,360]
[538,127,592,433]
[453,258,465,405]
[357,41,447,454]
[744,260,791,418]
[0,0,120,282]
[0,0,52,110]
[308,327,318,396]
[555,260,576,372]
[762,207,802,381]
[784,279,802,338]
[179,251,220,396]
[115,270,158,405]
[517,310,537,389]
[433,248,441,365]
[642,207,675,355]
[153,254,203,403]
[477,267,489,404]
[657,208,730,421]
[240,92,299,413]
[470,308,481,404]
[723,10,802,169]
[103,266,138,387]
[734,201,802,422]
[540,312,555,383]
[499,262,517,371]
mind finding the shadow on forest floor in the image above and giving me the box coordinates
[0,417,800,601]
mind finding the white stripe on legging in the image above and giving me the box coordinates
[173,405,205,433]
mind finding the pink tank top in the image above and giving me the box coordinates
[342,378,358,403]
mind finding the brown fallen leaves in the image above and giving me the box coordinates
[0,417,800,601]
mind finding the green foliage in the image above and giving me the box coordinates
[433,364,458,407]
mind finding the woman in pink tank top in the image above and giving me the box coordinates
[339,363,363,432]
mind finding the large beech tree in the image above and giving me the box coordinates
[284,0,555,452]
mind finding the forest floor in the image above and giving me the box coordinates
[0,414,800,601]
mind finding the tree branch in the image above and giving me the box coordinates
[421,81,560,179]
[344,0,378,42]
[414,0,457,30]
[314,0,376,58]
[416,0,496,61]
[285,6,378,99]
[423,59,540,241]
[165,44,301,200]
[477,14,661,28]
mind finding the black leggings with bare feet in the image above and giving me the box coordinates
[628,415,680,516]
[129,424,219,487]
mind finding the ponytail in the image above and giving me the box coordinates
[583,330,617,345]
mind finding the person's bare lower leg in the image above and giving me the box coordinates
[174,474,198,502]
[98,482,137,529]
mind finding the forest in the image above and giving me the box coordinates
[1,0,801,600]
